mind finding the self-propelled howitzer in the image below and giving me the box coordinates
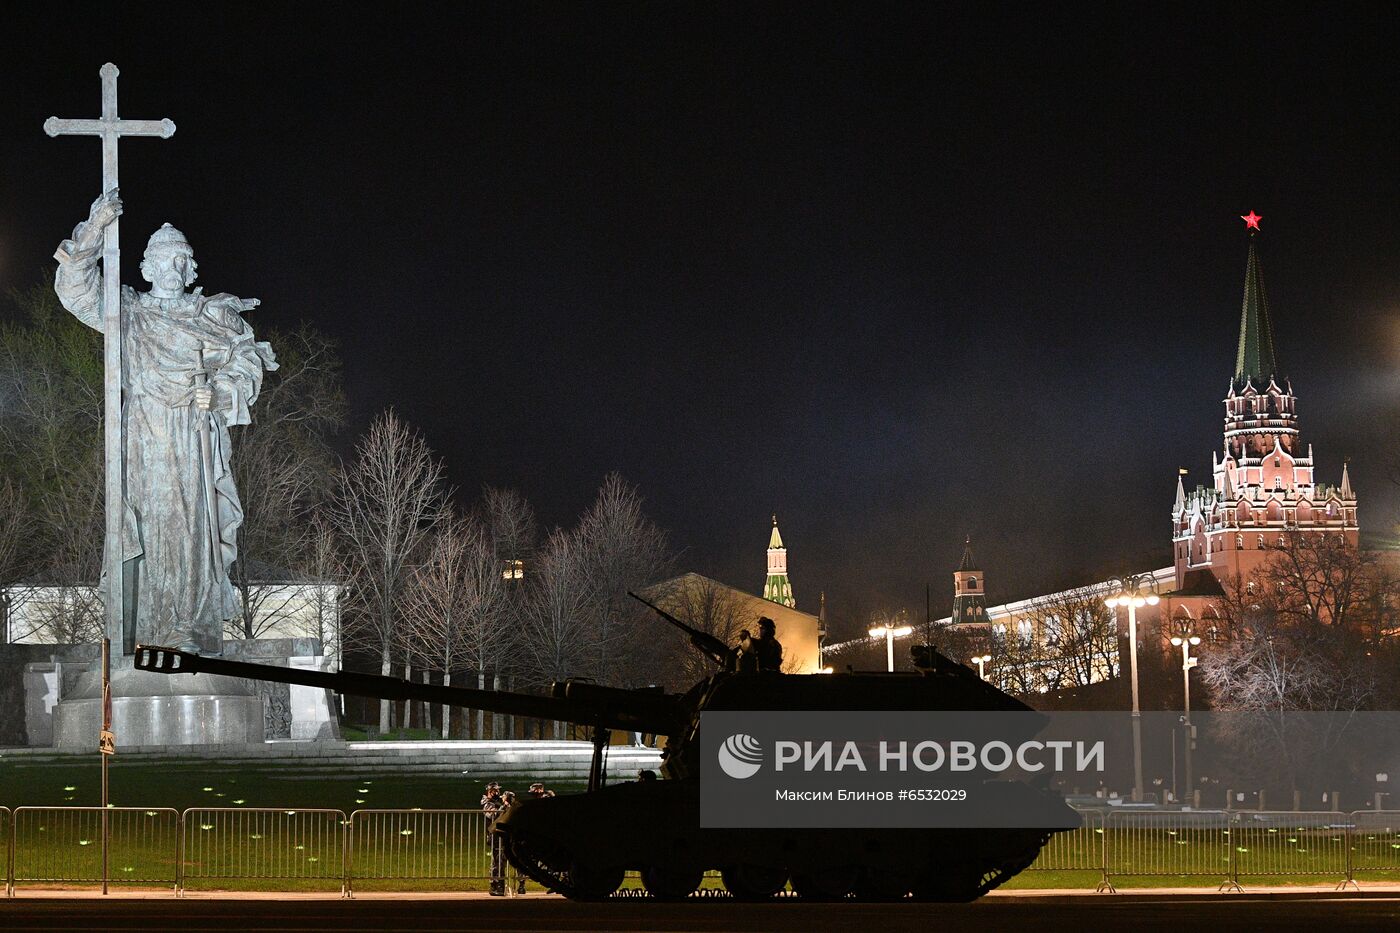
[132,643,681,791]
[134,613,1076,902]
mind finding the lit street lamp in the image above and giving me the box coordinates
[1170,620,1202,803]
[869,622,914,672]
[971,654,992,680]
[1105,573,1160,803]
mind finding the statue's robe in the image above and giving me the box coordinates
[54,235,276,653]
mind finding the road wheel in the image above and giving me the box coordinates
[912,866,984,902]
[790,865,858,900]
[852,867,914,901]
[642,863,703,900]
[568,861,623,900]
[721,864,788,900]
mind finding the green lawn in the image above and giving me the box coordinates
[0,754,581,811]
[2,762,1398,894]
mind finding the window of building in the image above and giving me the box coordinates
[1236,534,1243,549]
[967,577,978,590]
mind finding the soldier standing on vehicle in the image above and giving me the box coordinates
[729,629,760,673]
[752,617,783,672]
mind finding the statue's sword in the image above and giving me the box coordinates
[193,348,223,572]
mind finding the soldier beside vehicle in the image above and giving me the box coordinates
[482,780,555,895]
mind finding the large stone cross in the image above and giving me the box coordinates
[44,63,176,651]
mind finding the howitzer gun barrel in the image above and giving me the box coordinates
[628,591,731,667]
[133,645,682,734]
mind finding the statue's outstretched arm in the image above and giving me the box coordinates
[53,191,123,331]
[201,294,278,427]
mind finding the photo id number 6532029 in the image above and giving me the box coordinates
[900,789,968,802]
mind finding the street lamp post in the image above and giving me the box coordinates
[1105,573,1160,803]
[972,654,992,680]
[1170,620,1202,803]
[869,623,914,672]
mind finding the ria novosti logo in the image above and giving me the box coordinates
[717,733,764,779]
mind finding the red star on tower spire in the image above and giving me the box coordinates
[1240,210,1262,232]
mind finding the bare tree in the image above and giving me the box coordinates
[331,409,449,733]
[649,574,752,684]
[985,618,1048,698]
[228,325,346,639]
[290,512,345,666]
[478,486,537,736]
[481,485,537,576]
[1255,531,1380,630]
[0,478,32,593]
[574,473,673,686]
[1198,535,1389,793]
[521,528,595,738]
[1023,586,1120,689]
[0,278,105,645]
[403,514,513,738]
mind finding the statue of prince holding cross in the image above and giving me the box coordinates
[54,189,276,656]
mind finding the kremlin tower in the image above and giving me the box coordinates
[950,537,991,625]
[763,515,796,608]
[1171,213,1359,591]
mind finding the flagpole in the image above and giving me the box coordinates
[101,636,110,895]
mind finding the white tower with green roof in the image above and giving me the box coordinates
[763,515,796,608]
[950,537,990,625]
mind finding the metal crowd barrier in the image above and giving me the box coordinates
[347,808,491,896]
[1345,810,1400,886]
[10,806,179,893]
[1231,811,1348,887]
[179,808,347,896]
[2,806,10,897]
[1026,808,1106,884]
[5,805,1400,895]
[1103,809,1235,892]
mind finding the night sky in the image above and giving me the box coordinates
[1,4,1396,639]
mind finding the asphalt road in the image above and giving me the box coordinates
[4,894,1400,932]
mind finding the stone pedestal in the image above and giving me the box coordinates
[23,662,62,746]
[52,656,264,748]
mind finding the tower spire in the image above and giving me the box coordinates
[950,537,988,625]
[1341,460,1354,499]
[764,514,795,608]
[958,535,976,571]
[1234,215,1279,390]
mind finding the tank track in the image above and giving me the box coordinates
[503,828,579,898]
[502,826,1051,902]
